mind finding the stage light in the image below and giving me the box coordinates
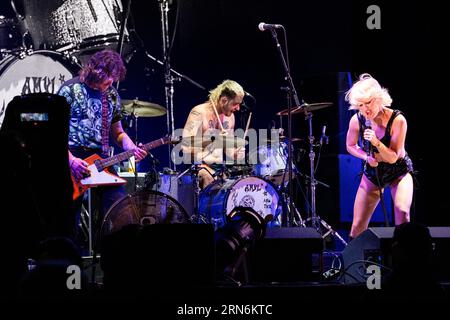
[215,206,267,281]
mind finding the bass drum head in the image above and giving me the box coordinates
[0,50,79,128]
[199,176,281,228]
[100,190,190,239]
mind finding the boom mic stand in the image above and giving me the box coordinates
[267,27,302,227]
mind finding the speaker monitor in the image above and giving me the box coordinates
[100,223,215,289]
[248,227,324,282]
[342,227,450,284]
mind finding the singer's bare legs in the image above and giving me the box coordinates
[350,173,413,238]
[390,172,413,225]
[350,175,381,238]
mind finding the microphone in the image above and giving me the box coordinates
[239,101,251,112]
[258,22,283,31]
[244,91,256,102]
[147,151,160,165]
[320,125,328,145]
[364,119,373,157]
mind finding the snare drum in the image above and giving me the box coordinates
[198,176,281,229]
[0,50,80,128]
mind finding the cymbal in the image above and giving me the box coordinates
[122,99,167,117]
[181,135,248,148]
[264,136,303,143]
[276,102,333,116]
[279,136,303,142]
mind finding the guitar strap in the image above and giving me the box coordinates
[101,92,110,155]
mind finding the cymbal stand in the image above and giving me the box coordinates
[267,27,302,227]
[131,109,140,192]
[303,110,347,246]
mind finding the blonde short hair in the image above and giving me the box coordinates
[208,79,244,103]
[345,73,392,110]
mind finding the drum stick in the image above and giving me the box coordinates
[243,112,252,138]
[237,112,252,151]
[210,99,227,134]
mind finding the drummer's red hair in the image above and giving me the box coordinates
[79,50,126,85]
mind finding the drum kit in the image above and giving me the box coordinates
[101,98,339,245]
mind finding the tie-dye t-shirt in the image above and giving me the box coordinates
[58,77,122,151]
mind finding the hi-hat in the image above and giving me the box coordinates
[276,102,333,116]
[122,99,167,117]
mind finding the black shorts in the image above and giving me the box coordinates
[364,155,414,188]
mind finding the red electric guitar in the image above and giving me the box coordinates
[71,136,174,200]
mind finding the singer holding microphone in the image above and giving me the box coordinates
[345,74,414,240]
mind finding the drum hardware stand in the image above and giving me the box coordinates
[278,141,305,227]
[302,110,347,246]
[117,0,132,57]
[127,108,141,192]
[177,163,213,224]
[121,1,206,169]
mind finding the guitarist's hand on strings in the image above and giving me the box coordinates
[70,157,91,181]
[132,143,148,162]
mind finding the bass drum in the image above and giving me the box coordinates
[0,50,79,128]
[100,190,190,239]
[198,176,281,229]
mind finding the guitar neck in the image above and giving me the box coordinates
[97,137,168,170]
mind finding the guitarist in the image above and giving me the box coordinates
[58,50,148,245]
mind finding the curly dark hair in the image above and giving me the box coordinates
[79,49,126,85]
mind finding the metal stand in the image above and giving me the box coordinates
[87,188,93,256]
[265,25,346,246]
[177,164,207,224]
[267,27,302,227]
[277,141,305,227]
[159,0,176,170]
[132,110,139,191]
[303,110,347,246]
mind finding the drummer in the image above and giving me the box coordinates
[181,79,246,189]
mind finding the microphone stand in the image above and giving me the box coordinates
[267,27,347,246]
[268,28,301,227]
